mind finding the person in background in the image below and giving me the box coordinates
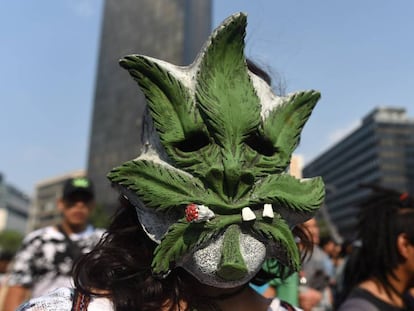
[3,177,104,311]
[320,236,348,305]
[337,185,414,311]
[332,239,355,308]
[298,218,334,311]
[0,252,14,285]
[0,252,14,309]
[320,236,342,268]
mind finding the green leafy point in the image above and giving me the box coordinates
[119,55,206,148]
[152,217,230,276]
[263,90,321,168]
[252,217,300,271]
[107,160,206,210]
[250,174,325,213]
[196,13,261,148]
[151,220,192,276]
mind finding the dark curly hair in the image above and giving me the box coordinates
[73,196,223,311]
[340,184,414,304]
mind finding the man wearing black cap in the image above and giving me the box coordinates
[59,176,96,234]
[3,177,104,311]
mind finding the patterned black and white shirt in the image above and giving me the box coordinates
[8,225,105,298]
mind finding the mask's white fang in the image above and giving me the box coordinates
[263,203,274,219]
[242,207,256,221]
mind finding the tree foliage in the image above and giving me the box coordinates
[0,230,24,254]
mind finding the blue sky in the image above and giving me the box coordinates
[1,0,413,195]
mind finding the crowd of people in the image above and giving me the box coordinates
[254,217,354,311]
[1,185,412,310]
[0,11,413,311]
[253,187,414,311]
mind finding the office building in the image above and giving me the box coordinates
[303,107,414,239]
[0,174,30,234]
[87,0,212,211]
[28,170,85,231]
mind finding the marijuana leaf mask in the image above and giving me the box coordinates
[108,12,325,288]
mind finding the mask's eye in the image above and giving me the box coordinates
[174,131,210,152]
[245,133,276,156]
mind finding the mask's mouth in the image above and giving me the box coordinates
[203,205,275,281]
[129,197,300,282]
[179,225,268,288]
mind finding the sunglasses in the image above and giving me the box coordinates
[63,193,94,207]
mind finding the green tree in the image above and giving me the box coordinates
[0,230,24,254]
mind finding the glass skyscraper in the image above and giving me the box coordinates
[304,107,414,239]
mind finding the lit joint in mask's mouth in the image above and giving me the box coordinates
[185,204,275,223]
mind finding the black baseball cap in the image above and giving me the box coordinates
[62,177,95,201]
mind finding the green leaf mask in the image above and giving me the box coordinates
[108,12,324,288]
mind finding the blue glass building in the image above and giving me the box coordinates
[304,107,414,239]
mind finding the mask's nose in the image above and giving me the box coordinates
[216,224,248,280]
